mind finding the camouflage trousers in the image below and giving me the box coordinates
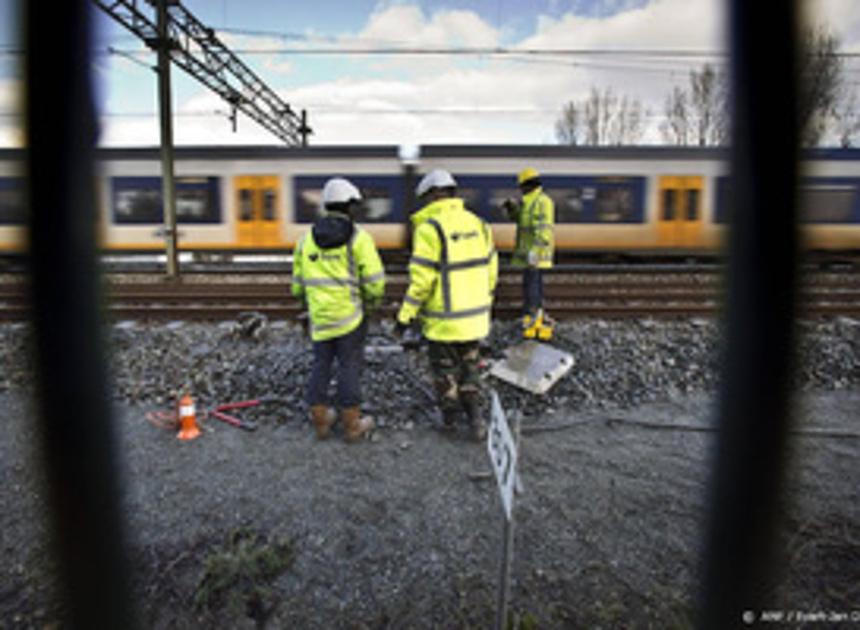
[427,340,482,421]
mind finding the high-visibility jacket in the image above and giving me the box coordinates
[511,187,554,269]
[397,197,498,342]
[292,214,385,342]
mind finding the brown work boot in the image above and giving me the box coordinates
[471,417,488,442]
[463,397,487,442]
[310,404,337,440]
[341,406,374,442]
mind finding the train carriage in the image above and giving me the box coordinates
[417,146,730,253]
[0,145,858,258]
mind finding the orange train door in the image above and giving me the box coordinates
[235,175,282,247]
[657,176,704,249]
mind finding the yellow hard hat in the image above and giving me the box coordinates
[517,167,540,185]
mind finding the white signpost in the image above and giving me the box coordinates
[488,389,518,520]
[487,389,519,630]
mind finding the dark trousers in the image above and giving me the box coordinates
[522,267,544,315]
[306,320,366,409]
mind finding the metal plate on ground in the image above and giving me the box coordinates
[489,341,575,395]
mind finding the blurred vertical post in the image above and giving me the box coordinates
[399,144,420,248]
[24,1,137,628]
[698,2,799,628]
[301,108,310,147]
[156,0,179,277]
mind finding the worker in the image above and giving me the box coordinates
[395,169,498,440]
[503,167,555,340]
[292,177,385,442]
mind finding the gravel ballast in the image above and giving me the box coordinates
[0,316,858,628]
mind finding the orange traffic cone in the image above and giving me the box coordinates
[177,392,201,441]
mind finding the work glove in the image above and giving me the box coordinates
[395,319,421,350]
[501,197,518,220]
[527,250,539,267]
[296,311,310,337]
[394,319,409,339]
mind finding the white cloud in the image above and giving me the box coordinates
[362,4,499,47]
[530,0,724,49]
[279,0,722,144]
[63,0,860,147]
[217,33,295,76]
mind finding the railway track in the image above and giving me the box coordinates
[2,268,860,321]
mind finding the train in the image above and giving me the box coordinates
[1,144,859,257]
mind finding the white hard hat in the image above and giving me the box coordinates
[322,177,362,206]
[415,169,457,198]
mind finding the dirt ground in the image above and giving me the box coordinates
[0,319,858,629]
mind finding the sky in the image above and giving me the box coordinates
[1,0,860,147]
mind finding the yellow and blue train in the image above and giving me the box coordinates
[1,145,859,256]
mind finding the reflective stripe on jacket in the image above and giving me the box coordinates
[292,227,385,341]
[512,187,554,269]
[397,197,498,342]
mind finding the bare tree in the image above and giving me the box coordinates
[833,92,860,147]
[689,64,729,146]
[660,85,690,145]
[554,101,581,145]
[584,87,609,145]
[609,95,646,145]
[556,87,646,146]
[798,26,848,146]
[659,27,852,147]
[661,64,727,146]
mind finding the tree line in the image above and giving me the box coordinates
[554,27,860,147]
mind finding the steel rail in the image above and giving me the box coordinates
[2,276,860,320]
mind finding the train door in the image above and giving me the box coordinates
[657,176,704,248]
[235,175,282,247]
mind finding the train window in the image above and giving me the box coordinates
[596,187,636,222]
[487,188,519,223]
[458,188,480,215]
[112,177,222,224]
[0,177,25,224]
[294,175,404,224]
[546,187,587,223]
[686,189,700,221]
[175,179,217,223]
[176,178,221,224]
[354,187,393,223]
[296,188,324,223]
[114,184,161,224]
[662,189,677,220]
[712,177,852,225]
[239,189,254,221]
[544,177,645,224]
[263,189,277,221]
[798,183,859,223]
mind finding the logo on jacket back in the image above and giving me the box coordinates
[308,252,342,262]
[450,230,478,243]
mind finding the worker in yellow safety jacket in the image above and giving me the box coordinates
[292,177,385,442]
[395,169,498,440]
[503,167,555,340]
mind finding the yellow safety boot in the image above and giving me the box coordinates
[522,311,540,339]
[310,404,337,440]
[341,407,374,443]
[537,311,555,341]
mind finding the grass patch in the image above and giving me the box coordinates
[193,528,293,622]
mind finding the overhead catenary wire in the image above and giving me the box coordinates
[90,0,311,146]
